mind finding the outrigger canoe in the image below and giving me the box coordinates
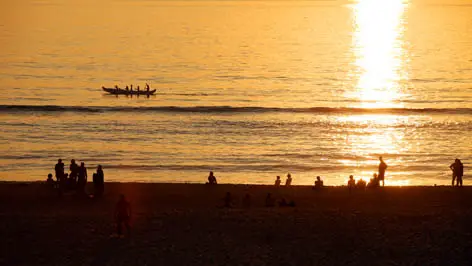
[102,86,157,96]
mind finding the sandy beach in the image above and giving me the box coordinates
[1,182,471,265]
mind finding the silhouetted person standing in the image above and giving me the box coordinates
[265,193,275,207]
[55,159,64,182]
[223,192,232,208]
[242,193,251,208]
[457,159,464,187]
[94,165,105,197]
[77,162,88,194]
[69,159,79,186]
[115,194,131,237]
[378,157,387,187]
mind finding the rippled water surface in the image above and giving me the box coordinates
[1,0,471,185]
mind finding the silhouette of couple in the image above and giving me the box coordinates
[450,159,464,187]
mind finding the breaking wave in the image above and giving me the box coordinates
[2,104,472,115]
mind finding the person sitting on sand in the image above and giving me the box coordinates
[285,173,292,186]
[265,193,275,207]
[145,83,150,92]
[378,156,387,187]
[242,193,251,208]
[223,192,232,208]
[314,176,324,189]
[367,173,379,188]
[207,171,217,185]
[47,173,54,186]
[115,194,131,237]
[275,176,281,186]
[356,178,366,190]
[348,175,356,192]
[279,198,288,207]
[77,162,88,193]
[55,159,64,182]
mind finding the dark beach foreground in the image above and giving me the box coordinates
[1,183,471,265]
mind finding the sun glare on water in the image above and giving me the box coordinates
[350,0,409,108]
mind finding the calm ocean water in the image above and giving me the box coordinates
[1,0,471,185]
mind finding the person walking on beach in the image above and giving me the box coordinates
[285,173,292,186]
[115,194,131,237]
[55,159,64,182]
[378,157,387,187]
[77,162,88,193]
[275,176,281,186]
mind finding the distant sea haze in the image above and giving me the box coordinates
[0,0,471,185]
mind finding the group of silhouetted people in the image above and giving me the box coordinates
[115,83,151,93]
[274,173,293,187]
[49,159,104,196]
[345,157,387,191]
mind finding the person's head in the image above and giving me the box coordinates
[81,162,85,167]
[349,175,354,180]
[287,173,291,178]
[48,173,52,179]
[455,158,459,163]
[71,159,75,164]
[379,156,383,161]
[276,176,280,180]
[98,165,102,170]
[58,159,62,163]
[209,171,214,176]
[373,173,378,178]
[317,176,321,181]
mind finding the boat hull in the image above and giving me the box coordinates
[102,87,156,96]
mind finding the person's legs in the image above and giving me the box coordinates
[116,220,122,235]
[458,176,463,187]
[452,174,456,187]
[125,220,131,237]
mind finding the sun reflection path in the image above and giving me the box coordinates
[350,0,409,108]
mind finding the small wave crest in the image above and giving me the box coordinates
[1,104,472,115]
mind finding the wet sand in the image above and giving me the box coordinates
[1,182,471,265]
